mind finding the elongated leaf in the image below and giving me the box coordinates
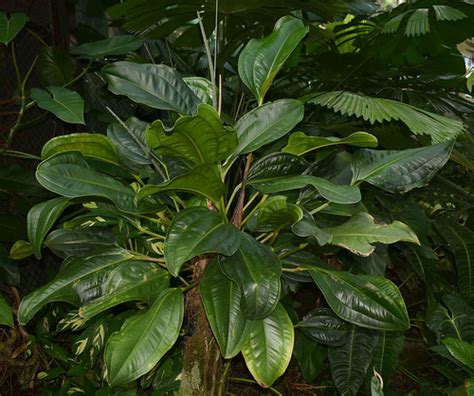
[9,240,33,260]
[27,197,71,259]
[300,308,349,346]
[233,100,304,155]
[105,288,184,386]
[292,211,332,246]
[329,326,378,396]
[0,11,28,44]
[72,35,143,58]
[351,141,454,193]
[37,46,75,86]
[284,131,378,155]
[238,16,308,104]
[308,267,410,330]
[442,338,474,370]
[255,196,303,232]
[293,330,327,383]
[405,9,429,37]
[435,219,474,304]
[242,303,294,387]
[41,133,119,164]
[147,104,237,164]
[164,207,240,276]
[199,260,249,358]
[137,164,225,204]
[18,248,138,324]
[79,262,169,320]
[219,233,281,319]
[308,91,464,143]
[31,86,85,124]
[371,332,404,382]
[184,77,213,105]
[249,152,308,179]
[102,62,200,114]
[0,293,13,327]
[324,213,419,256]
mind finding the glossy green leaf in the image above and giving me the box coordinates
[105,288,184,386]
[199,259,249,358]
[324,213,419,256]
[292,211,332,246]
[0,293,13,327]
[9,240,33,260]
[241,303,294,387]
[238,15,308,104]
[308,267,410,330]
[184,77,213,105]
[164,207,240,276]
[72,35,143,58]
[0,11,28,44]
[351,141,454,193]
[137,165,225,204]
[293,330,327,383]
[219,233,281,320]
[27,197,71,259]
[284,131,378,155]
[31,86,85,124]
[248,152,307,179]
[18,248,138,324]
[371,332,404,382]
[299,308,349,346]
[370,370,384,396]
[36,152,145,213]
[147,104,237,164]
[255,196,303,232]
[37,46,75,86]
[233,99,304,155]
[442,338,474,370]
[79,262,169,320]
[41,133,119,164]
[329,325,378,396]
[102,61,200,114]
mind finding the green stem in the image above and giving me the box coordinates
[63,61,92,89]
[26,28,48,47]
[241,194,268,227]
[1,150,41,160]
[282,266,305,273]
[278,243,309,259]
[225,182,242,213]
[309,202,330,215]
[217,360,231,396]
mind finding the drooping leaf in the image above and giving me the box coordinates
[238,15,309,104]
[0,293,13,327]
[101,61,200,114]
[37,46,75,86]
[284,131,378,155]
[184,77,213,105]
[308,91,464,143]
[307,267,410,331]
[370,332,404,382]
[323,213,419,256]
[293,330,327,383]
[199,259,250,359]
[329,325,378,396]
[41,133,119,164]
[9,240,33,260]
[351,141,454,193]
[404,9,430,37]
[27,197,71,259]
[299,308,349,346]
[0,11,28,44]
[219,233,281,320]
[255,196,303,232]
[105,288,184,386]
[31,86,85,124]
[72,35,144,58]
[233,99,304,156]
[442,338,474,370]
[433,5,467,21]
[241,303,294,387]
[292,211,332,246]
[147,104,237,165]
[164,207,240,276]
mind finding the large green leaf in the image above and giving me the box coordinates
[299,308,349,346]
[164,207,240,276]
[0,11,28,44]
[233,99,304,156]
[308,91,464,143]
[351,141,454,193]
[27,197,71,259]
[72,35,144,58]
[36,152,146,213]
[199,259,249,359]
[137,164,225,204]
[323,213,419,256]
[18,248,139,324]
[255,195,303,232]
[147,104,237,164]
[283,131,378,155]
[37,46,75,86]
[184,77,213,105]
[307,267,410,330]
[292,211,332,246]
[238,15,309,105]
[105,288,184,386]
[293,330,327,383]
[442,338,474,370]
[241,303,294,387]
[101,61,200,114]
[219,233,281,320]
[249,153,308,179]
[31,86,85,124]
[0,293,13,327]
[371,331,404,382]
[435,219,474,304]
[329,326,378,396]
[79,262,169,321]
[41,133,119,164]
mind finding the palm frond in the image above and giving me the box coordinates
[306,91,465,143]
[405,9,430,37]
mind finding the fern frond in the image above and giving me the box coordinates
[307,91,464,143]
[405,9,430,37]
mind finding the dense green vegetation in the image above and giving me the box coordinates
[1,1,473,394]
